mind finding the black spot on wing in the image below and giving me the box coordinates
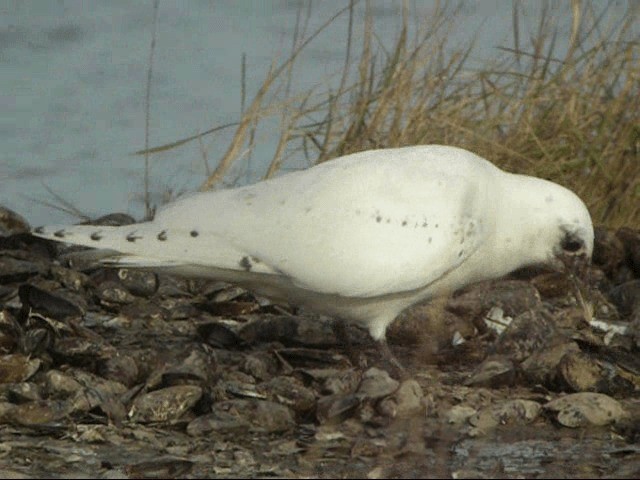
[54,229,66,238]
[34,226,45,234]
[126,232,142,242]
[190,230,199,238]
[157,230,167,241]
[90,231,103,241]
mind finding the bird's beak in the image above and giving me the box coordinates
[556,249,590,276]
[552,231,592,274]
[554,239,593,325]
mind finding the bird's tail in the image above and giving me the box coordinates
[31,223,254,272]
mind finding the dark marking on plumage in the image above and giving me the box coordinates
[376,216,382,223]
[561,232,584,253]
[458,250,464,257]
[90,231,103,241]
[240,256,252,271]
[402,220,408,227]
[435,223,439,228]
[54,229,66,238]
[386,218,391,224]
[251,256,261,264]
[157,230,167,241]
[190,230,199,237]
[126,232,142,242]
[428,237,432,244]
[34,226,45,234]
[422,221,428,228]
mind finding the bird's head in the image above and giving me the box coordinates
[500,172,594,275]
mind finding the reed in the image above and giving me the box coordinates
[143,0,639,227]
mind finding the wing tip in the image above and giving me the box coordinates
[31,225,66,240]
[31,225,112,248]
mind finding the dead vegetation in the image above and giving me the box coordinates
[139,0,638,227]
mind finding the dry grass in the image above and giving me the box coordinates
[143,0,639,228]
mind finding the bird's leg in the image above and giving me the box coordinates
[378,339,409,380]
[332,319,367,369]
[332,320,408,378]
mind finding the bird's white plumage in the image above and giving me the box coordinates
[33,145,594,341]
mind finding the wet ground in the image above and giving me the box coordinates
[0,207,639,478]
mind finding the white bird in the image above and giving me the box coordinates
[32,145,594,365]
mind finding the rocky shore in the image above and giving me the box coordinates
[0,206,638,478]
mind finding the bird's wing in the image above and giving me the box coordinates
[33,148,493,298]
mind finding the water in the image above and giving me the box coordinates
[0,1,634,226]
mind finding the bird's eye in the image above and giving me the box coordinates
[561,236,584,253]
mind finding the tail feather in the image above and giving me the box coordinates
[33,224,154,253]
[31,224,277,275]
